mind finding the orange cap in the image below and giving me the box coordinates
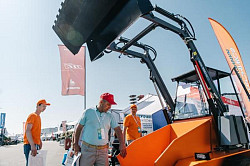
[130,104,137,109]
[37,99,50,106]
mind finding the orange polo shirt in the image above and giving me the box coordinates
[123,114,141,141]
[23,113,41,145]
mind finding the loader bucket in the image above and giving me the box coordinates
[117,117,212,166]
[53,0,153,61]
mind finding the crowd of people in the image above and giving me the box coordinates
[23,93,143,166]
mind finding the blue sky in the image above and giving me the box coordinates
[0,0,249,135]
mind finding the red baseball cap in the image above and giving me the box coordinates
[37,99,50,106]
[100,93,117,105]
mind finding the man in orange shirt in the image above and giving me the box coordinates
[23,99,50,166]
[123,104,142,145]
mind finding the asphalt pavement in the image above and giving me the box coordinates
[0,141,65,166]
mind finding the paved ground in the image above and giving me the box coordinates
[0,141,65,166]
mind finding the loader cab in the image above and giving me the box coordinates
[173,82,209,120]
[171,67,246,121]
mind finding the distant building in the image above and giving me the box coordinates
[41,127,58,141]
[41,127,58,135]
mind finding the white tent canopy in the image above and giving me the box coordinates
[66,120,78,126]
[123,94,165,115]
[54,130,63,135]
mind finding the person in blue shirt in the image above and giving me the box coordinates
[73,93,127,166]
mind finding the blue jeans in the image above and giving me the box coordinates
[62,152,67,165]
[23,144,40,166]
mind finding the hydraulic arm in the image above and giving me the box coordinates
[144,6,227,119]
[106,5,227,125]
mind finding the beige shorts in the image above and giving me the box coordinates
[80,144,108,166]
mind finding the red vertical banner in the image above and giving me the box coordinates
[209,18,250,117]
[58,45,86,96]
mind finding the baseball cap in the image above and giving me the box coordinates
[37,99,51,106]
[130,104,137,109]
[100,93,117,105]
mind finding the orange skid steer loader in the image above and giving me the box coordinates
[53,0,250,165]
